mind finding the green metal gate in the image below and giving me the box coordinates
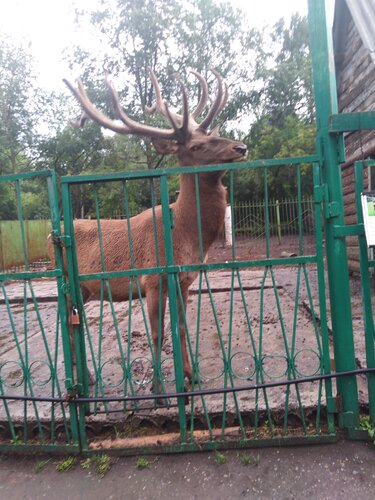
[0,0,375,454]
[59,158,337,454]
[0,170,80,453]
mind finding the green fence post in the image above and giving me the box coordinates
[308,0,359,429]
[46,171,81,448]
[160,175,187,442]
[61,181,89,450]
[354,161,375,425]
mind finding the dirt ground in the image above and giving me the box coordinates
[0,235,371,443]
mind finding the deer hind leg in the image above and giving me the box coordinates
[146,285,167,395]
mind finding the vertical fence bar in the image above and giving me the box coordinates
[61,181,88,450]
[354,161,375,424]
[275,200,281,244]
[313,163,335,433]
[46,171,80,445]
[159,175,187,441]
[308,0,359,429]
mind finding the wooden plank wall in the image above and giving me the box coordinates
[337,17,375,272]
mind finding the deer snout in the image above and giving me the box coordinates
[234,145,247,156]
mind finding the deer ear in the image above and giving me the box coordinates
[209,124,221,137]
[151,138,179,155]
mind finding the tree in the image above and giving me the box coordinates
[253,14,314,126]
[66,0,260,169]
[234,14,316,201]
[0,39,42,174]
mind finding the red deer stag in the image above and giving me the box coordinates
[57,69,247,391]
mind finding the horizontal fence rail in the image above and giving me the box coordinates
[0,197,316,271]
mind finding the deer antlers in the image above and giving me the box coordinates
[63,69,228,143]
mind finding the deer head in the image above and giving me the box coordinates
[63,69,247,166]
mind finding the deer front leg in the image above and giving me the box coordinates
[178,286,192,383]
[146,285,167,395]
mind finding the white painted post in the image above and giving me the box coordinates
[225,205,232,247]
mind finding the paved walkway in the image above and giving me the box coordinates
[0,439,373,499]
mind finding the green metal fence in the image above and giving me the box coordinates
[0,170,80,453]
[233,197,314,240]
[0,0,374,454]
[59,159,336,453]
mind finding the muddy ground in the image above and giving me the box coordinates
[0,235,371,440]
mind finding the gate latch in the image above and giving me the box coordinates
[64,379,83,401]
[51,231,71,248]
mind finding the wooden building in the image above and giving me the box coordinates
[333,0,375,272]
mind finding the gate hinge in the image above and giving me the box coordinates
[325,201,340,219]
[60,281,70,295]
[339,411,356,430]
[314,185,340,219]
[51,231,71,248]
[314,184,328,203]
[64,379,83,400]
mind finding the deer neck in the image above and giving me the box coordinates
[173,171,227,253]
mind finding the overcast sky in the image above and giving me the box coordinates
[0,0,334,91]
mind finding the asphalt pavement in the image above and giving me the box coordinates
[0,438,374,499]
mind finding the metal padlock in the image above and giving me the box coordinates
[71,306,80,325]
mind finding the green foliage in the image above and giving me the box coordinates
[0,183,17,219]
[0,39,37,174]
[135,457,150,470]
[359,415,375,444]
[34,459,50,473]
[55,456,76,472]
[20,178,51,219]
[0,3,317,219]
[238,452,261,466]
[10,435,23,445]
[80,454,111,477]
[235,115,315,201]
[214,450,228,465]
[66,0,259,169]
[254,14,314,126]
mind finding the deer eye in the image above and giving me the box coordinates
[190,144,202,152]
